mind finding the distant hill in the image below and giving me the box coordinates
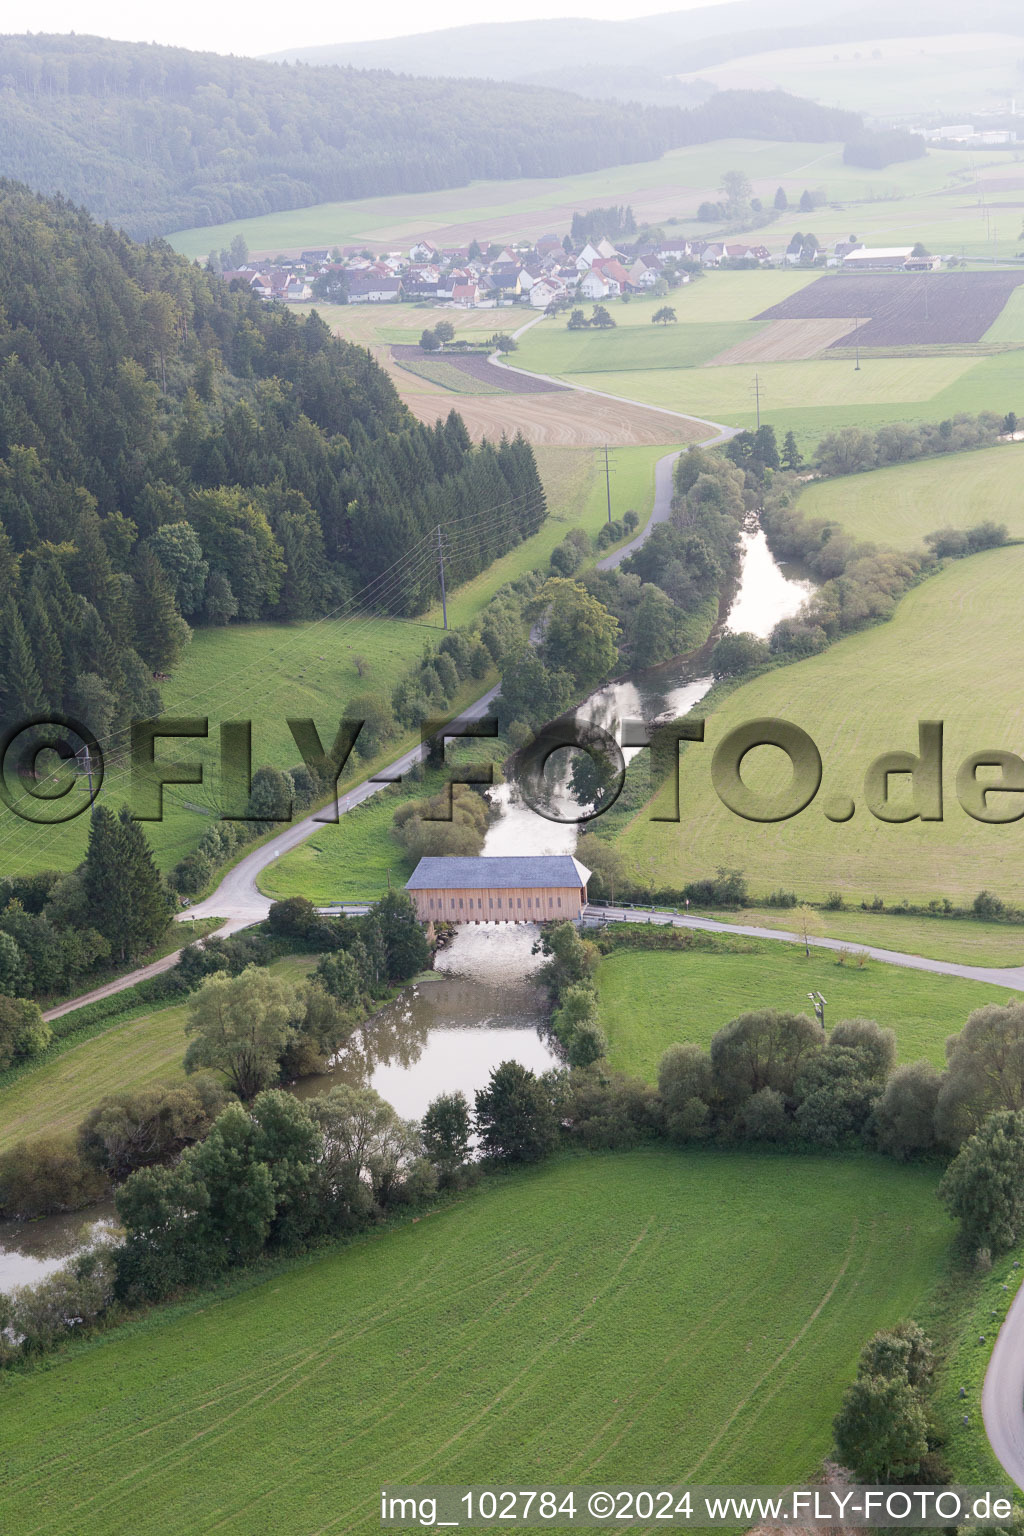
[0,34,860,241]
[270,0,1024,106]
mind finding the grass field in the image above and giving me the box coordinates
[985,282,1024,345]
[0,435,668,882]
[0,998,191,1151]
[167,139,1010,261]
[559,353,984,422]
[796,443,1024,549]
[709,906,1024,967]
[513,318,762,375]
[0,1150,949,1535]
[612,543,1024,907]
[0,613,484,880]
[594,945,1011,1081]
[0,955,320,1153]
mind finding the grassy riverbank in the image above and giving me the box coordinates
[593,942,1013,1082]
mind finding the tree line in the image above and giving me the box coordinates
[0,36,860,239]
[7,913,1024,1366]
[0,183,545,750]
[495,447,746,747]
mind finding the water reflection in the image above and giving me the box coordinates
[0,1205,117,1294]
[0,525,812,1291]
[724,526,813,638]
[293,923,556,1122]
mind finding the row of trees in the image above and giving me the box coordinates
[0,183,547,748]
[814,413,1008,478]
[0,892,431,1219]
[654,993,1024,1168]
[0,805,172,1004]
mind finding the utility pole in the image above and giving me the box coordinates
[602,444,614,524]
[77,742,95,803]
[854,320,861,372]
[754,372,761,430]
[437,523,448,630]
[807,991,827,1029]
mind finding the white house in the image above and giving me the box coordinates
[529,277,563,309]
[578,269,612,299]
[347,274,404,304]
[575,242,602,272]
[628,259,658,289]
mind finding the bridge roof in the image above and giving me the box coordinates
[406,855,591,891]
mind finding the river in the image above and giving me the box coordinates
[0,517,811,1294]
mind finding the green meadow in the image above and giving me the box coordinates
[612,543,1024,907]
[594,943,1011,1082]
[707,906,1024,968]
[0,956,320,1153]
[796,442,1024,550]
[556,352,1015,446]
[167,138,1002,259]
[0,1151,949,1536]
[0,440,663,884]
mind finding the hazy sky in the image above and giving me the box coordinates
[22,1,719,57]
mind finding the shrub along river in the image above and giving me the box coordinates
[0,518,812,1292]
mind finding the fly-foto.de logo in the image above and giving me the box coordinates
[0,712,1021,829]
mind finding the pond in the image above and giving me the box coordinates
[292,922,557,1122]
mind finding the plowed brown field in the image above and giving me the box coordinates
[706,317,859,365]
[400,387,711,445]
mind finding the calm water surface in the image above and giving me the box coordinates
[0,520,810,1291]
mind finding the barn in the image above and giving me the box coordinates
[405,855,592,924]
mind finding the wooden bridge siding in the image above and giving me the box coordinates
[409,885,586,924]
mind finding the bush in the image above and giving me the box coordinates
[0,994,51,1069]
[711,631,769,678]
[77,1078,230,1181]
[7,1247,117,1357]
[0,1135,107,1218]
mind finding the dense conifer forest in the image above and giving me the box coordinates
[0,35,861,238]
[0,181,546,741]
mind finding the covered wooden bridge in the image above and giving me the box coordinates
[405,855,591,924]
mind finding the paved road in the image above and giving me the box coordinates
[596,448,683,571]
[585,904,1024,991]
[182,681,503,929]
[983,1280,1024,1492]
[492,319,737,449]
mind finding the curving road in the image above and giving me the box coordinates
[494,311,738,451]
[983,1281,1024,1492]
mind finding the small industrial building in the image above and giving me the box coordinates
[405,855,591,924]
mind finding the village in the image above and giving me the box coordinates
[218,227,945,310]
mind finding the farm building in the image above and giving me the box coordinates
[841,247,914,271]
[405,855,591,924]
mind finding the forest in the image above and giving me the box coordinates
[0,180,545,748]
[0,35,862,238]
